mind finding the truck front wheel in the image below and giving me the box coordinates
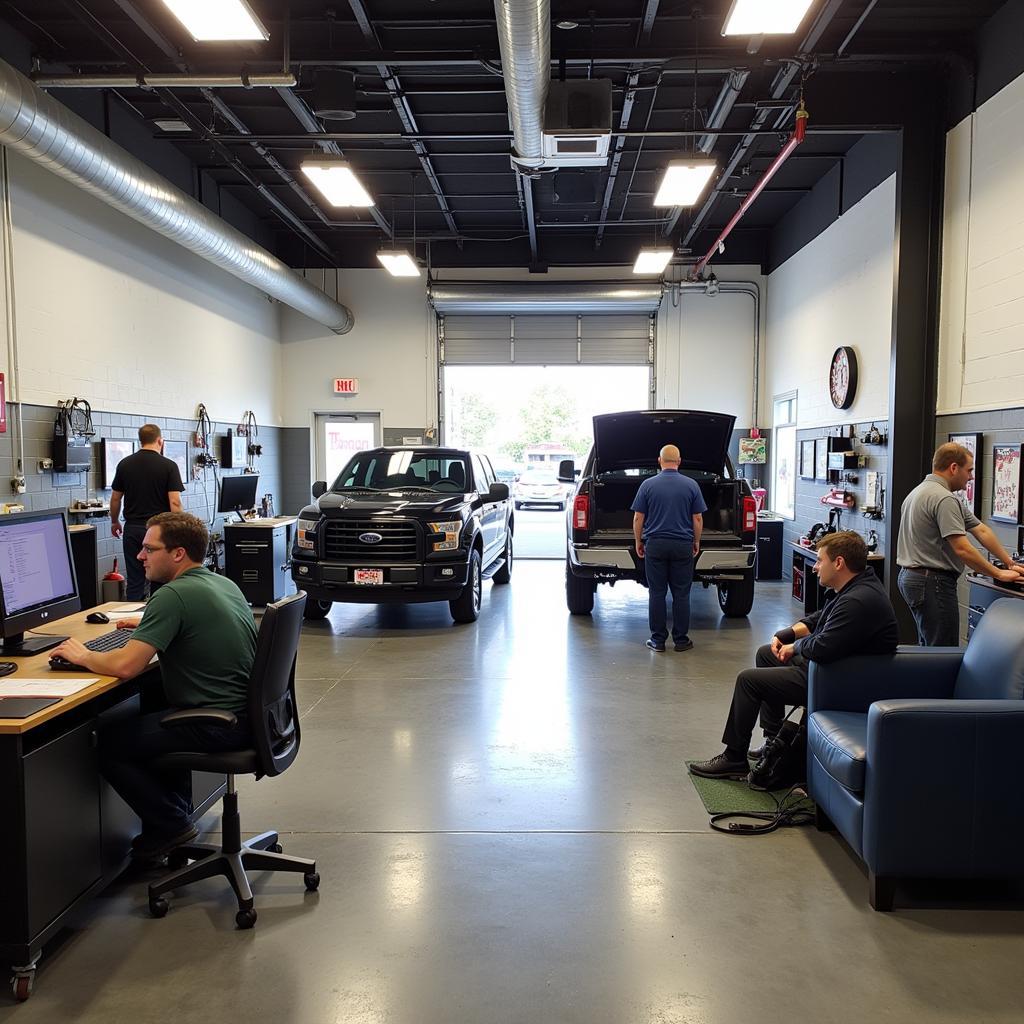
[717,576,755,617]
[565,562,596,615]
[450,549,483,623]
[302,596,333,620]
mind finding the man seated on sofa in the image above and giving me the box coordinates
[689,531,899,779]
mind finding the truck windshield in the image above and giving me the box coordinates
[333,451,471,493]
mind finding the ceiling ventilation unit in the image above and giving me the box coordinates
[542,80,612,167]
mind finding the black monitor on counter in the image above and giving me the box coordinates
[0,509,80,654]
[218,474,260,522]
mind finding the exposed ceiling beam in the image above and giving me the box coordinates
[522,175,539,265]
[637,1,661,45]
[596,69,641,250]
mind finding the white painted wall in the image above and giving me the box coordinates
[938,69,1024,414]
[0,152,282,424]
[763,175,896,429]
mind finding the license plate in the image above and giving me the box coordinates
[353,569,384,585]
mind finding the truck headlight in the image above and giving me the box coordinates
[428,520,462,551]
[296,517,319,550]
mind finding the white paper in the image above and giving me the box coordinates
[0,678,100,698]
[108,604,146,613]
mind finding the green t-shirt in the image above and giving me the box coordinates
[132,567,258,712]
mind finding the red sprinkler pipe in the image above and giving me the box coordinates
[691,105,808,279]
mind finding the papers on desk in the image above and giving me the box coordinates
[0,679,100,698]
[108,604,146,614]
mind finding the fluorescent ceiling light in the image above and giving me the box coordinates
[653,161,717,207]
[377,251,422,277]
[152,119,192,132]
[161,0,269,41]
[721,0,816,36]
[632,248,673,275]
[300,162,375,207]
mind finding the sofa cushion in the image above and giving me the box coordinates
[808,711,867,793]
[954,600,1024,701]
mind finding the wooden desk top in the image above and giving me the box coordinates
[0,602,143,736]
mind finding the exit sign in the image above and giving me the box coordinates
[333,378,359,395]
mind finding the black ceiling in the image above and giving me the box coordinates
[1,0,1009,271]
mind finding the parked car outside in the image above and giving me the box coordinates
[514,465,566,510]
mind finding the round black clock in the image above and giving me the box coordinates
[829,346,858,410]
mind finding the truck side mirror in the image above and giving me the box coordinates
[488,482,509,502]
[311,481,327,499]
[557,459,575,483]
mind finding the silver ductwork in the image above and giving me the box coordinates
[0,59,354,334]
[429,281,663,314]
[492,0,550,170]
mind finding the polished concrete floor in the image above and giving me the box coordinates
[8,562,1024,1021]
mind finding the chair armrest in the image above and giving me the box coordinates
[807,648,962,714]
[159,707,238,730]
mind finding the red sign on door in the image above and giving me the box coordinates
[333,378,359,395]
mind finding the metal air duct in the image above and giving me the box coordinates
[429,281,663,315]
[493,0,550,170]
[0,59,354,334]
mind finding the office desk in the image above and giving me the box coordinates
[0,604,226,1001]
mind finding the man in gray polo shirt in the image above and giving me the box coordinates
[897,442,1024,645]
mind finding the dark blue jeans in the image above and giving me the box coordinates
[100,711,251,837]
[123,522,164,601]
[897,567,960,646]
[644,536,694,645]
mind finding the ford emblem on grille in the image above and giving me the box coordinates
[358,532,384,544]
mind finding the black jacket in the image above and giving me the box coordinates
[793,569,899,664]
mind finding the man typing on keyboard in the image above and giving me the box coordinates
[50,512,257,861]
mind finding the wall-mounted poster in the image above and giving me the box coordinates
[101,439,135,490]
[738,436,766,465]
[814,438,829,482]
[991,444,1022,524]
[948,432,982,518]
[799,439,815,479]
[163,440,190,486]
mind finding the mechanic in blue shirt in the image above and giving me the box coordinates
[631,444,708,652]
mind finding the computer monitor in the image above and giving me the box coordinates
[0,509,80,655]
[218,473,260,522]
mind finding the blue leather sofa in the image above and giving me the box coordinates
[806,598,1024,910]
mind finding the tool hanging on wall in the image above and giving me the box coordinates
[821,487,856,509]
[193,403,218,475]
[53,397,95,472]
[237,410,261,472]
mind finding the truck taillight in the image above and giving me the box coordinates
[573,494,590,530]
[743,496,757,534]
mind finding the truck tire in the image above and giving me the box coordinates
[718,575,755,617]
[302,596,333,620]
[493,532,513,584]
[565,561,595,615]
[450,549,483,623]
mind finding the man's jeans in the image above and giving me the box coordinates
[644,536,694,645]
[897,567,960,646]
[122,522,164,601]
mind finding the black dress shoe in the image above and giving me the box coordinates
[645,639,666,652]
[688,753,751,780]
[748,744,766,760]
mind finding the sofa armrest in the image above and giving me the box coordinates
[807,648,962,714]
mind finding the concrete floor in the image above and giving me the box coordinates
[8,562,1024,1022]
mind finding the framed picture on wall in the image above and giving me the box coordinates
[991,443,1022,524]
[101,439,135,490]
[947,432,983,518]
[799,439,815,479]
[163,440,190,486]
[814,438,829,482]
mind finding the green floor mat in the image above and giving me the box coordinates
[686,761,812,814]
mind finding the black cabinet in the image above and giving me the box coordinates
[225,520,291,605]
[755,518,784,581]
[967,574,1024,639]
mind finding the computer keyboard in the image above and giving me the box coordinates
[84,628,134,653]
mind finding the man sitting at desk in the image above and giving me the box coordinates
[689,531,899,780]
[51,512,257,860]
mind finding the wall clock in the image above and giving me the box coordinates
[829,346,858,410]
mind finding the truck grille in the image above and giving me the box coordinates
[323,520,420,561]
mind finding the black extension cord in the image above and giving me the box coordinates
[709,785,816,836]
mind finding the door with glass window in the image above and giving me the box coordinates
[314,413,381,486]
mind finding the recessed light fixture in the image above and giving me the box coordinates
[152,119,192,132]
[653,160,717,207]
[377,250,421,277]
[632,248,674,275]
[556,20,579,30]
[300,162,375,207]
[721,0,816,36]
[160,0,270,42]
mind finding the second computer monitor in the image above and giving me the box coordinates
[219,474,260,522]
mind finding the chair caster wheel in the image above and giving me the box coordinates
[12,973,34,1001]
[268,843,283,854]
[167,850,188,870]
[304,871,320,892]
[235,908,258,929]
[149,896,169,918]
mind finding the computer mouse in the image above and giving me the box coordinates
[86,611,110,624]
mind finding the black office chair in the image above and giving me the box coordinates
[146,592,319,929]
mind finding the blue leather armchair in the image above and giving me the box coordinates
[806,598,1024,910]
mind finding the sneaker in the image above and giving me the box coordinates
[131,823,199,861]
[688,753,751,780]
[645,639,666,652]
[673,638,694,652]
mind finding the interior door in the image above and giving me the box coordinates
[314,413,381,485]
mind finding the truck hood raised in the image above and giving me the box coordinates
[313,490,468,516]
[592,409,737,474]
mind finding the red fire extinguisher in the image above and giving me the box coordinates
[101,557,127,603]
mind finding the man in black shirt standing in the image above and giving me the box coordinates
[111,424,185,600]
[689,531,899,779]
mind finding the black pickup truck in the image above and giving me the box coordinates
[561,409,758,617]
[291,447,513,623]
